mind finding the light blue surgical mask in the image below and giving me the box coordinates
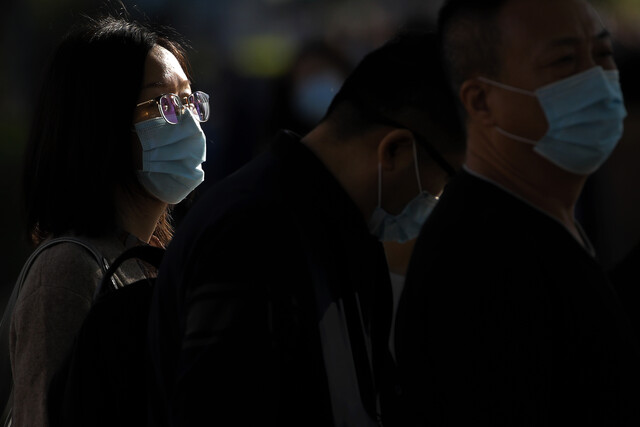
[135,110,207,204]
[478,66,627,175]
[368,142,438,243]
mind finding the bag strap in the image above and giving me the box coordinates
[0,237,107,427]
[94,245,165,299]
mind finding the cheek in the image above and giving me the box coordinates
[598,56,617,71]
[498,95,549,139]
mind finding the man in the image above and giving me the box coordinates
[396,0,640,425]
[147,31,465,426]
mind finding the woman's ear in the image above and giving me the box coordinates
[377,128,415,172]
[460,78,495,126]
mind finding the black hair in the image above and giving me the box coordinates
[437,0,508,96]
[23,12,189,245]
[323,29,465,156]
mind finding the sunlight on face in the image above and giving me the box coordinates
[134,45,192,123]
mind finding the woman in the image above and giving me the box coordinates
[9,13,208,426]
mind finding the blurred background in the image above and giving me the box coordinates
[1,0,639,305]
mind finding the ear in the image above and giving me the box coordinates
[459,78,495,126]
[377,128,415,173]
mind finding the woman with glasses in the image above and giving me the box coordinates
[8,12,209,426]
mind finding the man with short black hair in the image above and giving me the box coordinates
[148,30,465,426]
[396,0,640,425]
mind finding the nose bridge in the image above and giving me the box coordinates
[177,95,193,115]
[578,9,603,72]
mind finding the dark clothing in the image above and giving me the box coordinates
[608,242,640,339]
[396,170,640,426]
[148,131,398,426]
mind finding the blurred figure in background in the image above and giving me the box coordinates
[273,40,353,136]
[148,30,464,426]
[4,12,207,426]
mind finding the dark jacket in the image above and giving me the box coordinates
[396,170,640,426]
[148,131,397,426]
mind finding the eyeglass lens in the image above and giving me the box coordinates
[159,94,181,124]
[190,92,210,122]
[158,92,210,124]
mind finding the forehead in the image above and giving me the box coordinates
[142,45,189,90]
[498,0,606,53]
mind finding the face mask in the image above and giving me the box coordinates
[135,110,207,204]
[368,142,439,243]
[293,70,344,125]
[478,66,627,175]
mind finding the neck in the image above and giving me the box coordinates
[466,130,588,236]
[117,189,167,243]
[301,124,378,220]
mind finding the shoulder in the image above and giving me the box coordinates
[169,153,297,266]
[425,171,541,249]
[17,239,106,306]
[407,175,547,305]
[169,202,285,284]
[192,136,305,223]
[158,139,313,288]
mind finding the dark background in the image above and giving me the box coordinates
[1,0,639,306]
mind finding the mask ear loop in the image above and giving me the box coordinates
[477,77,540,145]
[377,162,383,209]
[495,127,538,145]
[477,76,537,97]
[380,140,425,209]
[412,140,423,194]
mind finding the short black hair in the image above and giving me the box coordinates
[323,29,465,156]
[437,0,508,96]
[23,12,189,244]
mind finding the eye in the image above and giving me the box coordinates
[553,55,576,65]
[596,49,614,59]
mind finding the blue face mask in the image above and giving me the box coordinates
[134,110,207,204]
[368,142,439,243]
[293,71,344,125]
[479,66,627,175]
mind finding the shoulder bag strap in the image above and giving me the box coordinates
[94,245,165,300]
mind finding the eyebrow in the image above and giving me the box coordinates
[547,29,611,48]
[142,81,166,89]
[142,79,192,90]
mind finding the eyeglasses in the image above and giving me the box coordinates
[136,91,210,125]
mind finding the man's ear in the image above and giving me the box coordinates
[460,78,495,126]
[377,128,415,172]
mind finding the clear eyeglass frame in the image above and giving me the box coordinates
[136,90,210,125]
